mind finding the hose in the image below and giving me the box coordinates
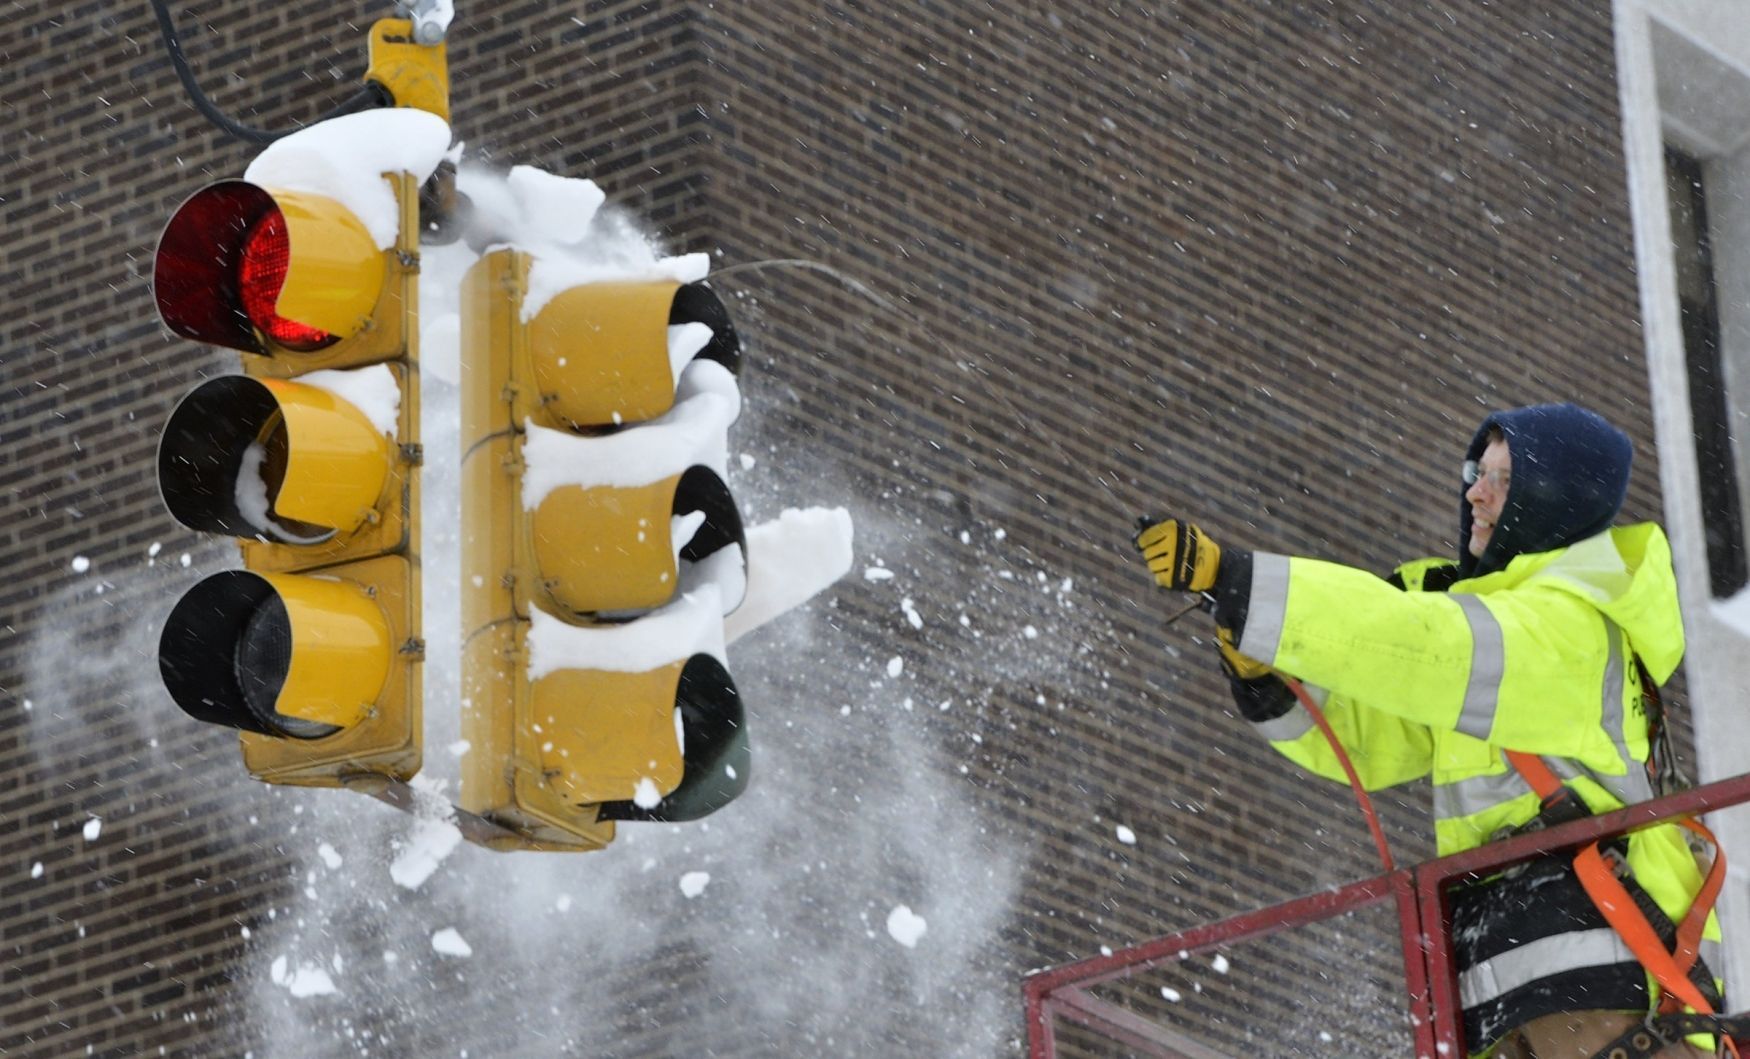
[708,258,1397,872]
[1287,678,1396,872]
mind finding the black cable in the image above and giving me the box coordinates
[149,0,390,145]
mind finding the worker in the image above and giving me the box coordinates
[1134,403,1725,1058]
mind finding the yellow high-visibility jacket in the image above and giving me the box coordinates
[1230,523,1724,1007]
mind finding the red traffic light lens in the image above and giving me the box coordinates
[240,210,335,351]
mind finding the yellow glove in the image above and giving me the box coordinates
[1217,626,1272,681]
[1133,517,1222,593]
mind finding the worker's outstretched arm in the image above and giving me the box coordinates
[1133,517,1629,761]
[1222,660,1432,790]
[1224,552,1622,760]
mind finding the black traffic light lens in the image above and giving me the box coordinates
[161,571,335,740]
[239,209,336,351]
[232,593,334,740]
[236,594,292,726]
[233,593,337,740]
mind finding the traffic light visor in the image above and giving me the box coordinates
[529,465,745,616]
[531,652,746,821]
[155,180,385,354]
[528,280,743,427]
[598,654,748,822]
[161,570,390,738]
[159,376,394,544]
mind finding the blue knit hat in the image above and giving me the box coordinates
[1457,403,1633,576]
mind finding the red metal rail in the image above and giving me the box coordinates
[1023,771,1750,1058]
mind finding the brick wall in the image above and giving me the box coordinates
[1,1,1653,1055]
[688,6,1652,1054]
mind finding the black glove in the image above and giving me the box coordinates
[1133,517,1222,593]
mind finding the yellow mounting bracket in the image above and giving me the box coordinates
[365,18,451,122]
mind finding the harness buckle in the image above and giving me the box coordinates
[1599,841,1632,880]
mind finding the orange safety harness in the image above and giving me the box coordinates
[1504,750,1724,1018]
[1504,748,1742,1059]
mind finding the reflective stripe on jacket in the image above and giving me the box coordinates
[1232,523,1724,1005]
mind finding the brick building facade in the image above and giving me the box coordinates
[2,1,1670,1055]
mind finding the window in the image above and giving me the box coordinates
[1665,146,1748,596]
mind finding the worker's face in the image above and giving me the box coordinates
[1465,437,1511,558]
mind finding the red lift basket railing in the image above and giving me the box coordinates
[1024,771,1750,1059]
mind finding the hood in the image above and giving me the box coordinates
[1458,403,1633,577]
[1464,523,1685,683]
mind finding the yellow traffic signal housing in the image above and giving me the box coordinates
[365,18,451,122]
[157,373,410,572]
[459,249,749,850]
[154,169,424,788]
[526,280,737,427]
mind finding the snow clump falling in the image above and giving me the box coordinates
[886,904,928,948]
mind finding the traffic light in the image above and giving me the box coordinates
[459,249,749,850]
[153,163,424,788]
